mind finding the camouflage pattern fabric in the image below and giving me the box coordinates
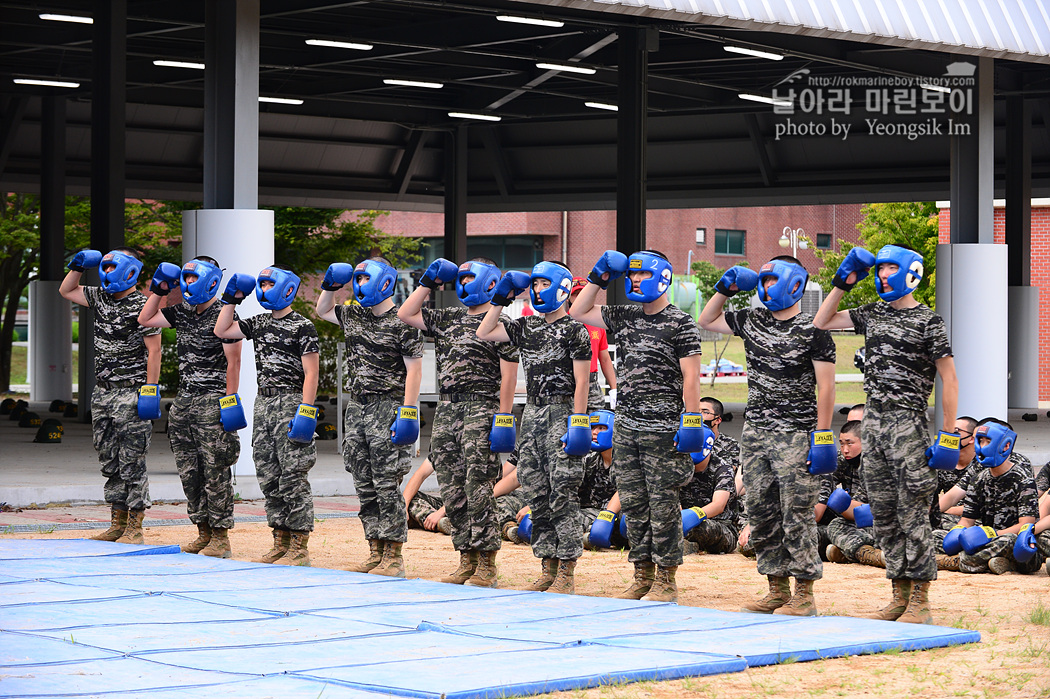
[430,399,503,552]
[930,459,978,529]
[601,304,703,432]
[712,433,740,480]
[503,315,591,399]
[579,451,617,511]
[587,373,605,412]
[680,455,739,524]
[408,490,444,529]
[740,425,822,579]
[614,426,694,568]
[496,492,527,531]
[168,393,239,529]
[958,532,1044,574]
[335,304,423,396]
[1036,464,1049,494]
[516,402,584,560]
[422,307,518,397]
[685,519,739,554]
[161,301,238,395]
[961,463,1040,531]
[344,396,414,542]
[238,312,320,391]
[91,385,152,510]
[862,399,937,581]
[848,302,953,412]
[1037,531,1050,560]
[83,287,160,385]
[252,393,316,532]
[817,455,864,527]
[826,517,877,559]
[723,308,835,432]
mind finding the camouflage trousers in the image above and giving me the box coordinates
[344,396,413,543]
[614,425,694,568]
[169,393,239,529]
[430,399,503,552]
[862,401,937,581]
[253,393,316,532]
[816,524,832,560]
[685,519,740,554]
[517,402,584,560]
[741,425,822,580]
[408,491,445,531]
[827,517,876,560]
[932,529,1044,574]
[1039,531,1050,559]
[587,373,605,412]
[496,493,527,532]
[91,385,152,511]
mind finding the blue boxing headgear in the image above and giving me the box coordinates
[625,251,673,303]
[352,259,397,308]
[874,245,924,302]
[456,261,501,307]
[689,424,717,465]
[99,250,143,294]
[974,421,1017,468]
[757,260,808,311]
[256,267,301,311]
[530,261,573,313]
[590,410,614,452]
[181,258,223,305]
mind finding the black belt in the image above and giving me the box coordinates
[527,395,573,405]
[440,393,495,403]
[96,380,137,389]
[350,393,397,405]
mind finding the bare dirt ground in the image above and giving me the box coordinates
[4,519,1049,699]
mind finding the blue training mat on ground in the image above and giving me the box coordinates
[0,539,980,699]
[0,539,181,559]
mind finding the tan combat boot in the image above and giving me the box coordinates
[741,575,792,613]
[116,510,146,545]
[259,528,291,564]
[825,544,848,563]
[988,557,1016,575]
[855,545,886,568]
[199,528,232,559]
[773,578,818,616]
[441,550,479,584]
[641,566,678,603]
[865,579,911,621]
[546,559,576,594]
[897,581,933,624]
[349,539,384,573]
[276,532,311,566]
[464,551,499,588]
[936,554,960,571]
[616,561,656,600]
[501,521,523,544]
[526,558,558,591]
[91,508,128,542]
[370,541,405,577]
[181,522,211,553]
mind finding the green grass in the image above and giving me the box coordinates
[1028,602,1050,626]
[9,345,79,385]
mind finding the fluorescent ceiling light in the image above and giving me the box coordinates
[259,96,304,105]
[536,62,596,75]
[39,13,92,24]
[723,45,783,61]
[306,39,373,51]
[738,93,792,107]
[13,78,80,88]
[153,59,205,70]
[383,78,443,89]
[919,82,951,93]
[496,15,564,28]
[448,111,501,122]
[585,101,618,111]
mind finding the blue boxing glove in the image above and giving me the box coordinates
[288,403,318,443]
[714,266,759,298]
[682,506,707,535]
[489,413,516,453]
[589,510,616,549]
[150,262,181,296]
[561,413,592,456]
[826,488,852,514]
[419,258,459,290]
[222,273,256,305]
[137,384,162,420]
[961,525,997,555]
[587,250,629,289]
[518,512,533,543]
[390,405,420,445]
[674,413,705,453]
[219,393,248,432]
[321,263,354,291]
[1013,524,1037,563]
[618,513,628,540]
[926,431,961,470]
[491,270,531,306]
[832,247,876,291]
[852,504,873,528]
[942,525,966,555]
[68,249,103,272]
[807,429,838,475]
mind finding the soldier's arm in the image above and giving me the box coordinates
[499,359,518,414]
[301,352,319,406]
[397,285,429,330]
[477,303,511,343]
[138,292,171,328]
[223,340,242,395]
[59,268,89,307]
[403,355,422,406]
[214,304,246,340]
[145,333,162,384]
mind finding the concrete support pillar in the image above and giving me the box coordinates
[438,126,468,309]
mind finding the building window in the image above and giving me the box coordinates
[695,227,706,245]
[816,233,832,249]
[714,229,745,256]
[421,236,543,270]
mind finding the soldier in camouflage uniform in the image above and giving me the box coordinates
[680,449,739,555]
[823,423,886,567]
[699,397,751,555]
[701,256,836,616]
[572,250,704,603]
[817,421,864,560]
[399,257,519,587]
[479,261,591,594]
[61,247,162,545]
[216,265,319,566]
[139,256,243,558]
[401,459,452,535]
[929,416,978,533]
[579,430,620,548]
[816,244,958,625]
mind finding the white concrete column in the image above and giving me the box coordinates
[28,281,73,401]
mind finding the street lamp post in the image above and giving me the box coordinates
[779,226,808,258]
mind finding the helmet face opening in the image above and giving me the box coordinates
[624,253,672,303]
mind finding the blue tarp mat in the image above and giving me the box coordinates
[0,581,142,608]
[115,676,405,699]
[0,632,122,667]
[0,540,180,560]
[65,565,397,593]
[0,552,262,581]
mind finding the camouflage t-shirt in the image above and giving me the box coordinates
[84,287,161,385]
[962,462,1040,530]
[238,311,320,393]
[162,301,238,395]
[602,304,703,432]
[711,432,740,476]
[504,315,591,399]
[818,455,866,526]
[724,308,835,432]
[579,452,617,511]
[929,458,979,529]
[956,452,1032,494]
[1037,463,1049,495]
[680,455,739,523]
[848,302,952,411]
[422,307,518,398]
[335,304,424,397]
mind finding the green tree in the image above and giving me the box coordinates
[0,193,41,392]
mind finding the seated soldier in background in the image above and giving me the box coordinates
[680,425,739,555]
[402,458,452,535]
[930,416,978,532]
[815,420,864,561]
[579,410,622,550]
[820,421,885,567]
[846,403,865,422]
